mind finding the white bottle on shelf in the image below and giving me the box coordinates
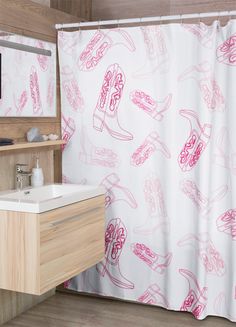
[31,157,44,187]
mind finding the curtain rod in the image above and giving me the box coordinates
[55,10,236,30]
[0,39,52,56]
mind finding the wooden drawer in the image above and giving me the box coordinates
[0,195,105,295]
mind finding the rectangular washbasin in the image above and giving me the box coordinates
[0,183,105,213]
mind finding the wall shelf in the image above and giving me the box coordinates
[0,140,65,152]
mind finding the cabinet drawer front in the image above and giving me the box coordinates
[40,195,104,233]
[40,195,105,293]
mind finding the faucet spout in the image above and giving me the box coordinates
[15,164,32,190]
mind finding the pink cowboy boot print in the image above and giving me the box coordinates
[78,29,135,71]
[93,63,133,141]
[179,269,208,319]
[96,218,134,289]
[178,110,212,171]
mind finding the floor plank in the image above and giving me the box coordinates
[4,292,236,327]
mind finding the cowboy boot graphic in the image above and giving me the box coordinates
[61,65,84,113]
[182,23,215,48]
[79,126,119,168]
[78,29,135,71]
[178,61,225,111]
[180,179,228,217]
[131,131,171,166]
[96,218,134,289]
[217,209,236,241]
[214,127,236,175]
[93,63,133,141]
[178,233,226,276]
[216,33,236,66]
[100,173,137,209]
[61,114,76,151]
[179,269,208,319]
[134,26,169,78]
[131,243,172,274]
[30,66,42,115]
[134,175,169,235]
[130,90,172,121]
[138,284,169,307]
[178,110,212,172]
[58,31,80,55]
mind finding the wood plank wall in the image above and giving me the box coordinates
[0,0,79,143]
[51,0,92,20]
[32,0,50,6]
[0,0,79,186]
[0,0,89,324]
[92,0,236,21]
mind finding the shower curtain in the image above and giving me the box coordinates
[58,20,236,321]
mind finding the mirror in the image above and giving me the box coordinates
[0,31,56,117]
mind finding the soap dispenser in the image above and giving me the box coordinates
[31,157,44,187]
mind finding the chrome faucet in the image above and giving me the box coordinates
[15,164,32,190]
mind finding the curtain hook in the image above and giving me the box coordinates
[140,17,144,30]
[199,13,202,24]
[228,10,232,22]
[117,19,120,29]
[159,15,162,27]
[180,14,183,25]
[98,20,101,30]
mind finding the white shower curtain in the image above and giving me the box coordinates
[58,20,236,321]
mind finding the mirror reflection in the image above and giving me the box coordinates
[0,31,56,117]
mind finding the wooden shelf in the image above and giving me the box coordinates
[0,140,66,152]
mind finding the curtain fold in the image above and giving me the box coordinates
[58,20,236,321]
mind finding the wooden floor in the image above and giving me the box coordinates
[4,292,236,327]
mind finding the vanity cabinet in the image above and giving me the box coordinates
[0,195,104,295]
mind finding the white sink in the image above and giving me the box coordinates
[0,184,105,213]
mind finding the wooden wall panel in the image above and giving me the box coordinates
[92,0,170,20]
[0,150,54,191]
[51,0,92,20]
[0,0,86,324]
[169,0,236,14]
[92,0,236,20]
[0,0,79,42]
[0,122,61,142]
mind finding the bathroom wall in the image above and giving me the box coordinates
[32,0,50,6]
[0,0,80,184]
[50,0,92,20]
[0,0,90,324]
[92,0,236,20]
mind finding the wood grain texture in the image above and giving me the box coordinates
[0,149,55,325]
[0,149,54,191]
[0,140,65,153]
[0,211,40,294]
[0,0,87,323]
[40,195,104,294]
[0,0,79,42]
[0,196,104,295]
[92,0,236,20]
[0,289,54,326]
[92,0,170,20]
[51,0,92,20]
[4,292,236,327]
[0,0,75,186]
